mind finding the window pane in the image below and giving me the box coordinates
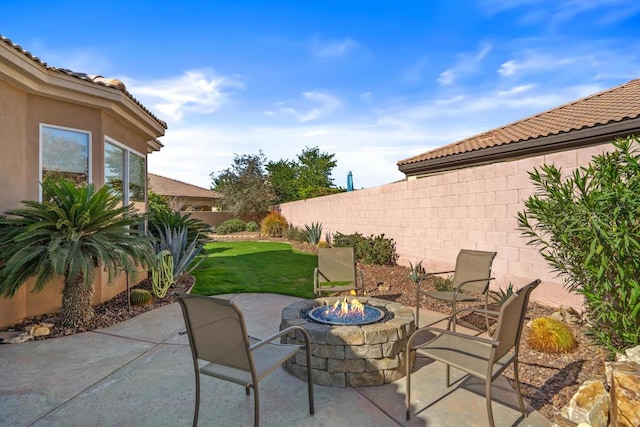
[42,126,89,186]
[129,152,146,209]
[105,142,124,200]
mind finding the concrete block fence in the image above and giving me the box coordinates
[279,142,614,308]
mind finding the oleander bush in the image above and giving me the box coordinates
[518,135,640,351]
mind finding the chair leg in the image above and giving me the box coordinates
[415,283,421,327]
[513,360,527,418]
[193,373,200,427]
[253,383,260,427]
[486,379,495,427]
[245,386,250,396]
[446,364,451,387]
[484,293,491,334]
[305,352,315,415]
[406,347,412,420]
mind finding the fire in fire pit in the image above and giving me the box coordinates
[307,297,385,325]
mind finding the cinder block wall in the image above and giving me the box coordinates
[279,143,613,308]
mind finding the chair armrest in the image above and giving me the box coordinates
[249,325,312,352]
[408,325,497,350]
[424,269,455,278]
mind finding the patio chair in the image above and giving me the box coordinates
[415,249,496,331]
[175,294,314,427]
[405,279,540,427]
[313,247,364,297]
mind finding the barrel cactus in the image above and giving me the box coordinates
[527,317,577,353]
[130,289,153,306]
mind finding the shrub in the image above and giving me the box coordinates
[332,231,397,265]
[527,317,577,353]
[130,289,153,306]
[433,275,454,292]
[316,240,331,249]
[304,222,323,245]
[518,135,640,351]
[286,225,306,242]
[246,221,259,232]
[260,211,288,237]
[216,219,247,234]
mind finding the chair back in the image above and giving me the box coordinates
[176,294,252,372]
[317,247,357,282]
[492,279,540,360]
[452,249,497,294]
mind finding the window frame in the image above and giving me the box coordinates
[39,123,92,202]
[104,136,147,208]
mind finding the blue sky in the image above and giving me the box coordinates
[2,0,639,189]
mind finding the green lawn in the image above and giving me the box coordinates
[190,241,317,298]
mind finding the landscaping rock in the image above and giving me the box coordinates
[608,361,640,427]
[561,380,609,427]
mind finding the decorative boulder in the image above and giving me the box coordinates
[561,380,609,427]
[607,361,640,427]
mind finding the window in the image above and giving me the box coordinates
[40,125,91,199]
[104,138,146,212]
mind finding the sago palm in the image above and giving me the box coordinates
[0,179,155,328]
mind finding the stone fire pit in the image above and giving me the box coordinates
[279,296,415,387]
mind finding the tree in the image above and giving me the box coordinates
[265,159,300,203]
[0,179,155,328]
[266,146,344,203]
[297,146,337,198]
[517,135,640,351]
[210,152,275,216]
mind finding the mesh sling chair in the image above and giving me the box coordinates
[415,249,496,331]
[176,294,314,427]
[313,247,364,297]
[406,279,540,427]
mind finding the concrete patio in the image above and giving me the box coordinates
[0,293,550,426]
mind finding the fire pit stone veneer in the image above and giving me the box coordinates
[280,297,415,387]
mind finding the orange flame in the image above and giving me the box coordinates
[329,296,365,317]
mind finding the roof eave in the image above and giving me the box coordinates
[398,118,640,177]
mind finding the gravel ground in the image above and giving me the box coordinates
[2,234,610,421]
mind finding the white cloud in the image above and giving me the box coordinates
[402,58,428,83]
[280,90,342,122]
[124,69,244,121]
[438,42,492,86]
[311,37,359,58]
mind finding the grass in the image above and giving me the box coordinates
[190,241,317,298]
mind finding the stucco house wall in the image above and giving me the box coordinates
[0,35,166,328]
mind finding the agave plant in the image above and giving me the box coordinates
[0,179,155,327]
[304,222,323,245]
[155,225,203,281]
[490,282,515,306]
[408,260,424,284]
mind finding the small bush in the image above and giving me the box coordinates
[216,219,247,234]
[332,231,397,265]
[246,221,259,232]
[261,211,288,237]
[316,240,331,249]
[304,222,323,245]
[130,289,153,306]
[527,317,577,354]
[433,275,454,292]
[286,225,307,242]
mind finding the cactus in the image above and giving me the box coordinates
[130,289,153,306]
[151,249,174,298]
[527,317,577,353]
[316,240,331,249]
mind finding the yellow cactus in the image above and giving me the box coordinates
[527,317,577,353]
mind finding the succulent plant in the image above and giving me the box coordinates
[130,289,153,306]
[316,240,331,249]
[151,250,174,298]
[490,282,515,306]
[304,222,323,245]
[527,317,577,353]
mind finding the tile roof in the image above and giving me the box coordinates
[398,79,640,166]
[0,34,167,129]
[148,173,220,199]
